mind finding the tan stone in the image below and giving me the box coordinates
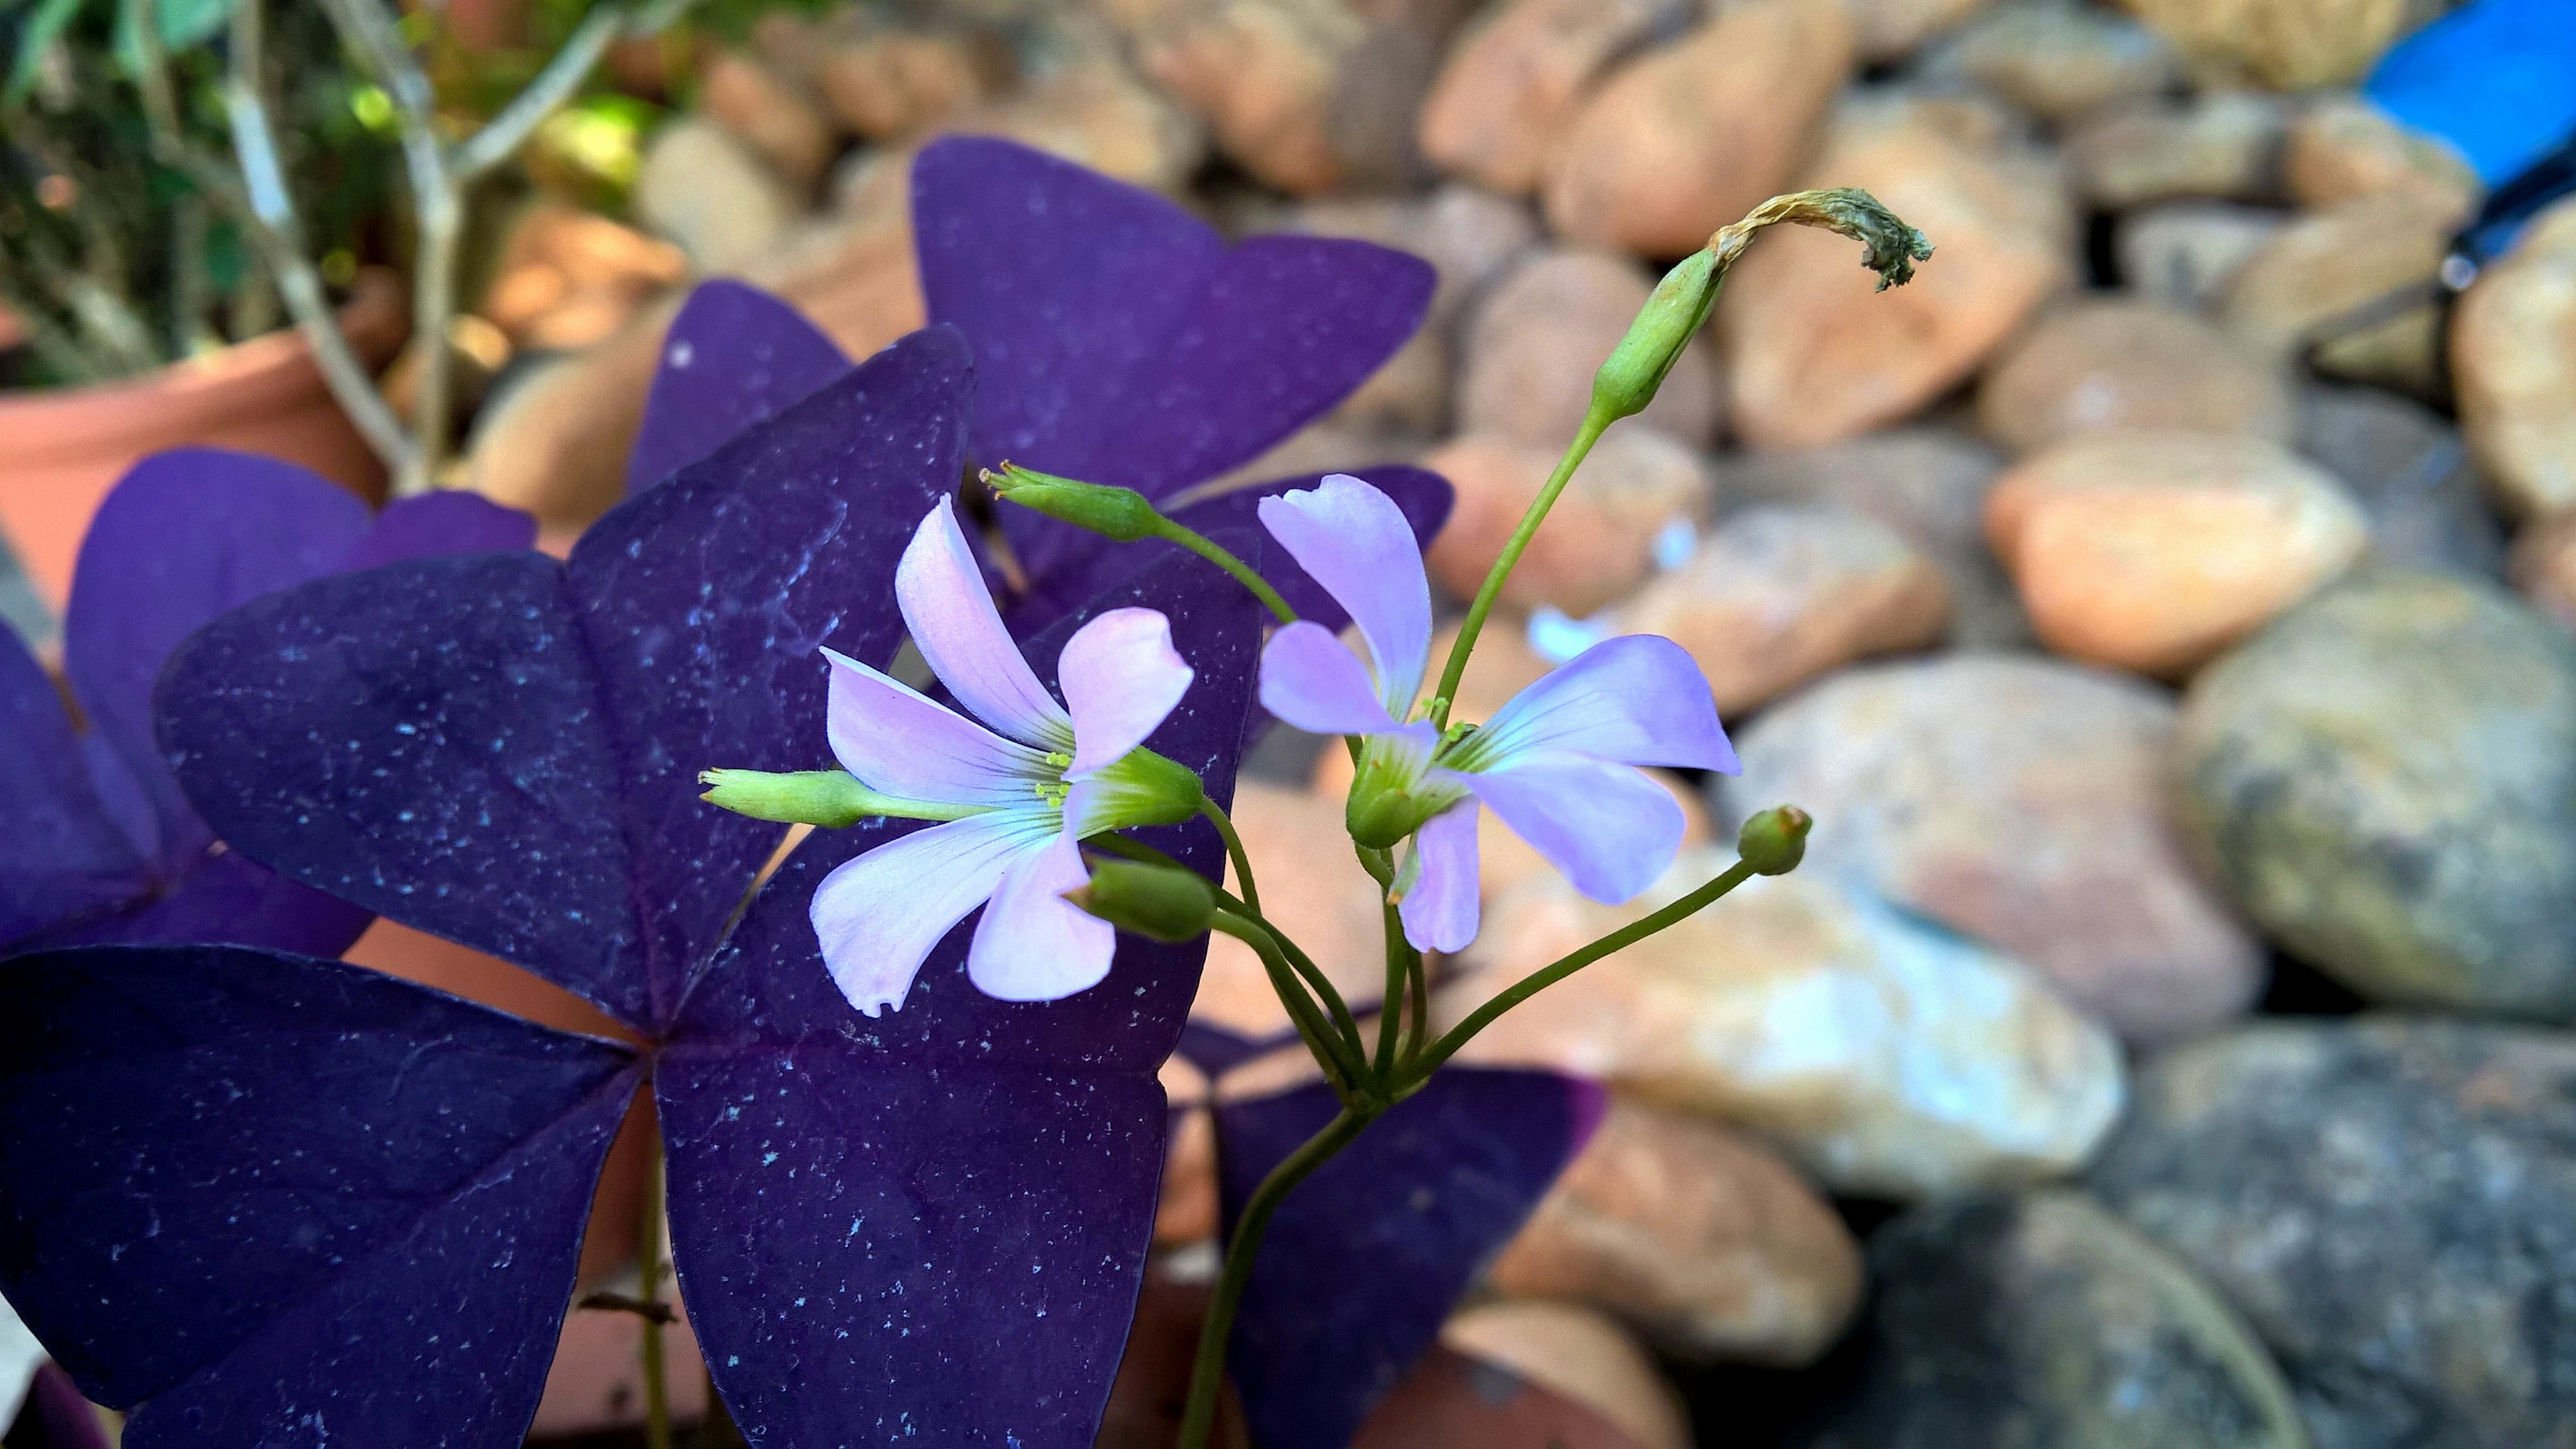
[1271,183,1543,327]
[1716,653,2269,1042]
[2115,201,2288,313]
[1978,299,2294,455]
[1460,249,1722,449]
[1846,0,1994,64]
[1486,1097,1861,1364]
[815,26,1009,141]
[2065,92,2286,209]
[1542,0,1854,258]
[1156,1057,1219,1246]
[2117,0,2412,91]
[945,56,1210,195]
[1439,861,2125,1197]
[2284,93,2479,222]
[1440,1302,1690,1449]
[635,118,799,273]
[1414,0,1688,197]
[698,50,837,195]
[1611,505,1950,716]
[2453,200,2576,519]
[2509,510,2576,633]
[1927,0,2183,123]
[1423,427,1711,616]
[466,305,671,533]
[1128,0,1364,195]
[1721,104,2073,449]
[479,203,687,353]
[1189,782,1389,1041]
[1986,430,2369,676]
[2222,193,2453,397]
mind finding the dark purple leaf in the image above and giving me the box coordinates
[341,491,538,570]
[659,542,1267,1446]
[160,328,975,1030]
[0,944,637,1448]
[36,849,373,960]
[626,280,853,496]
[63,450,370,873]
[0,629,144,949]
[1216,1069,1607,1449]
[912,136,1434,578]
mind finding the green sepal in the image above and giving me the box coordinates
[984,463,1167,543]
[1736,804,1812,875]
[1591,248,1720,425]
[1065,858,1218,943]
[696,767,987,828]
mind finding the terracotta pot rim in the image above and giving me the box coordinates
[0,269,407,463]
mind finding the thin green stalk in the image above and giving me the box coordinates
[1430,409,1611,728]
[1405,859,1758,1085]
[1401,946,1429,1065]
[1177,1106,1376,1449]
[1154,521,1295,626]
[1199,798,1260,916]
[1212,910,1370,1089]
[1356,847,1410,1079]
[638,1131,672,1449]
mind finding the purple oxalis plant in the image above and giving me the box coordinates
[627,135,1453,638]
[1,451,531,959]
[0,329,1269,1446]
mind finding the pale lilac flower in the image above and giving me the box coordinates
[812,497,1197,1015]
[1256,474,1739,952]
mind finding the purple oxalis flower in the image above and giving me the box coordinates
[1258,474,1740,951]
[625,133,1452,638]
[812,496,1198,1014]
[0,327,1270,1446]
[0,450,531,958]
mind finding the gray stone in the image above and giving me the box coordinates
[2296,384,2506,580]
[2090,1018,2576,1449]
[1799,1190,2308,1449]
[2177,568,2576,1016]
[2116,202,2290,313]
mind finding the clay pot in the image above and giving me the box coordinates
[0,270,406,611]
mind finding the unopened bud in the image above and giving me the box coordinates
[1592,248,1720,424]
[1736,805,1811,875]
[699,767,982,827]
[1067,859,1218,942]
[1081,747,1209,829]
[983,463,1166,543]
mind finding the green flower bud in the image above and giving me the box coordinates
[1342,741,1463,851]
[1592,248,1721,425]
[1079,747,1208,829]
[1066,859,1218,943]
[697,768,984,827]
[983,463,1167,543]
[1736,805,1811,875]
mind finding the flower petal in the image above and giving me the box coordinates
[824,647,1049,807]
[1257,475,1432,719]
[1458,634,1738,773]
[810,813,1042,1016]
[1259,621,1399,737]
[1060,607,1192,777]
[1398,803,1481,953]
[967,830,1117,1002]
[1464,752,1687,904]
[898,496,1075,749]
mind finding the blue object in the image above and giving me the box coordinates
[2368,0,2576,186]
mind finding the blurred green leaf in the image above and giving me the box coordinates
[110,0,234,76]
[5,0,87,104]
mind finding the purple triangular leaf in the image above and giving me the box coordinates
[626,280,854,497]
[661,543,1267,1446]
[341,491,538,570]
[158,329,975,1030]
[157,551,652,1024]
[1216,1069,1606,1449]
[912,136,1434,580]
[568,323,970,1025]
[0,944,637,1448]
[64,451,372,875]
[0,628,144,950]
[36,849,374,960]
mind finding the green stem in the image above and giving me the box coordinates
[1356,847,1410,1079]
[1199,798,1260,917]
[639,1130,672,1449]
[1430,409,1613,729]
[1212,910,1371,1090]
[1404,859,1758,1085]
[1155,520,1296,626]
[1177,1106,1377,1449]
[1401,945,1429,1066]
